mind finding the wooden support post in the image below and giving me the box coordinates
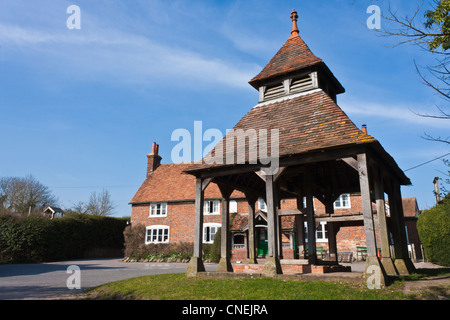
[357,153,386,286]
[186,177,208,277]
[276,193,283,260]
[327,222,338,263]
[373,167,398,276]
[296,196,306,259]
[262,172,282,276]
[245,193,258,264]
[388,180,416,275]
[305,194,316,264]
[217,185,234,273]
[303,170,317,265]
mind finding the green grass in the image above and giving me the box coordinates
[86,273,407,300]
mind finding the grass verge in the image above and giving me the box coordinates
[85,273,407,300]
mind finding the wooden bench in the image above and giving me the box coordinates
[305,246,324,260]
[356,246,367,261]
[356,246,382,261]
[338,251,353,263]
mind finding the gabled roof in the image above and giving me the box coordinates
[43,206,64,214]
[130,163,245,204]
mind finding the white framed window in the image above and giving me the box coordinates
[258,198,266,211]
[145,225,169,244]
[203,223,221,243]
[334,194,351,209]
[230,200,238,213]
[204,200,220,215]
[316,222,328,242]
[304,221,328,242]
[149,203,167,217]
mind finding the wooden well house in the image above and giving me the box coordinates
[184,10,415,283]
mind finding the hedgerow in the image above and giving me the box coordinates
[417,194,450,266]
[0,214,129,263]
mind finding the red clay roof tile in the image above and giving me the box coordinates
[249,33,323,88]
[130,163,245,204]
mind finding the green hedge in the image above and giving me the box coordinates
[417,194,450,266]
[0,214,129,263]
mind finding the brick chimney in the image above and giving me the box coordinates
[362,124,367,134]
[147,142,162,178]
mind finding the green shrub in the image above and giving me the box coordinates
[417,194,450,266]
[123,224,193,261]
[210,227,221,263]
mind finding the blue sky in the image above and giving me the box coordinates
[0,0,448,217]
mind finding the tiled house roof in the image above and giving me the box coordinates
[130,163,245,204]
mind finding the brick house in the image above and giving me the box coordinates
[130,143,422,262]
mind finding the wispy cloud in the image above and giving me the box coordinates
[340,99,449,129]
[0,21,259,89]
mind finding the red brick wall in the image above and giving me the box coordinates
[132,200,236,243]
[131,194,420,260]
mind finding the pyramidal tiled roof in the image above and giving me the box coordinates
[187,90,376,171]
[249,32,323,87]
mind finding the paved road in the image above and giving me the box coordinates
[0,258,218,300]
[0,259,442,300]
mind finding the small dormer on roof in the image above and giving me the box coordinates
[249,9,345,103]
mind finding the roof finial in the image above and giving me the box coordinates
[289,9,299,38]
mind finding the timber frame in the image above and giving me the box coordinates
[185,143,416,283]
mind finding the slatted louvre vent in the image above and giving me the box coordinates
[263,83,285,101]
[261,73,317,102]
[290,76,313,94]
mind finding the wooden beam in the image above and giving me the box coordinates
[186,177,206,277]
[193,177,205,258]
[373,164,398,276]
[214,176,263,198]
[304,168,317,264]
[357,153,377,257]
[245,193,258,264]
[202,177,213,191]
[262,172,282,275]
[315,215,364,222]
[217,186,233,272]
[189,145,366,179]
[277,208,302,216]
[273,166,286,181]
[341,157,358,171]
